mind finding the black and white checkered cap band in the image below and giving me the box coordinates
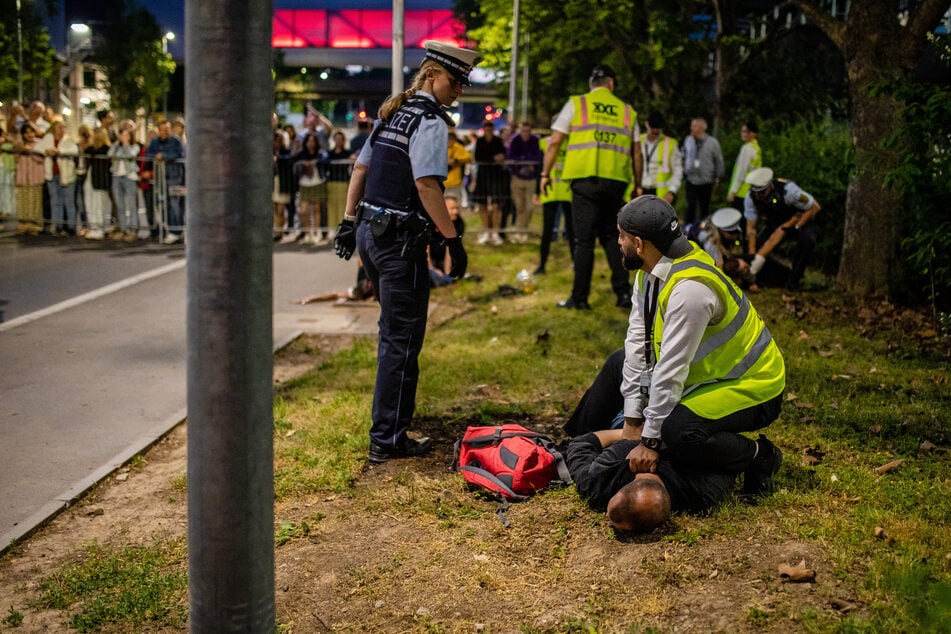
[425,50,473,84]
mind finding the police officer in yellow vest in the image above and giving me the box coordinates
[541,64,642,310]
[616,195,786,496]
[635,111,682,205]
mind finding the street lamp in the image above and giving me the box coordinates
[162,31,175,121]
[66,23,93,137]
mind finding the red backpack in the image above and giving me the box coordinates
[453,424,572,501]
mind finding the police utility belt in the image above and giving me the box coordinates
[357,201,434,260]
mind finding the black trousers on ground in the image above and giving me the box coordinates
[539,200,574,271]
[568,177,630,303]
[757,221,819,288]
[684,181,713,225]
[564,348,783,474]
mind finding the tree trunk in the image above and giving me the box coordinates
[836,85,902,296]
[791,0,949,298]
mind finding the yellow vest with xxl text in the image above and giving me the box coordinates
[637,247,785,419]
[562,88,636,184]
[539,136,572,203]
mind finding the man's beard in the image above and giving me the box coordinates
[622,253,644,271]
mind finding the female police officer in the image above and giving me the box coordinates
[333,41,481,463]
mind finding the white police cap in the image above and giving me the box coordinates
[745,167,774,191]
[423,41,483,86]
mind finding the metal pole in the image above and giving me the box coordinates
[16,0,23,103]
[392,0,404,94]
[520,32,529,122]
[162,37,169,121]
[508,0,519,127]
[186,0,275,631]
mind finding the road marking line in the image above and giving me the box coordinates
[0,260,187,333]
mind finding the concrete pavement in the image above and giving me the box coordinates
[0,239,378,551]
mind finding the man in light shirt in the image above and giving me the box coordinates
[612,195,785,497]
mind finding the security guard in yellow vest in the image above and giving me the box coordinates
[541,64,642,310]
[727,121,762,210]
[635,111,682,204]
[536,133,574,275]
[615,195,786,496]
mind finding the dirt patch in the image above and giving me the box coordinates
[0,333,864,633]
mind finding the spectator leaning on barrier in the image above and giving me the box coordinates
[146,121,186,244]
[0,123,15,221]
[443,128,472,203]
[505,120,543,244]
[34,120,79,236]
[108,126,141,242]
[84,128,112,240]
[14,124,46,234]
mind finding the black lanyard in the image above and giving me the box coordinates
[643,278,659,368]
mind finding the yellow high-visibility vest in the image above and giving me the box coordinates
[733,139,762,198]
[540,136,572,203]
[562,87,636,184]
[650,135,675,198]
[637,247,785,419]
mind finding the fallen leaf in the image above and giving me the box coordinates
[115,473,129,482]
[831,599,858,613]
[795,401,815,409]
[818,350,834,358]
[285,429,296,438]
[870,424,882,434]
[829,401,839,409]
[490,305,498,314]
[709,569,718,578]
[778,559,816,582]
[798,330,810,340]
[919,440,937,453]
[874,459,904,475]
[786,393,798,401]
[803,447,825,465]
[85,507,105,517]
[830,474,839,482]
[873,526,887,540]
[917,328,937,338]
[831,374,852,381]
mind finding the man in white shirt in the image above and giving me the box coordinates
[636,112,682,205]
[614,195,786,496]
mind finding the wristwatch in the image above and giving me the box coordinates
[640,436,661,451]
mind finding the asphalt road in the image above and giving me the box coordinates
[0,233,378,550]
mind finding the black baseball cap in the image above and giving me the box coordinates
[617,195,691,258]
[590,64,616,83]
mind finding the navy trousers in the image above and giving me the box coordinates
[356,221,431,448]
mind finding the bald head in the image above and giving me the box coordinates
[607,477,671,533]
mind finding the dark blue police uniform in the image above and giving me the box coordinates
[355,94,454,451]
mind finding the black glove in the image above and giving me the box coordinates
[334,219,356,260]
[447,236,468,279]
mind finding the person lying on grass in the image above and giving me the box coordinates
[566,428,735,532]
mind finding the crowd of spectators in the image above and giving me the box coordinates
[0,99,187,243]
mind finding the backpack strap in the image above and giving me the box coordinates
[533,435,574,485]
[457,465,529,501]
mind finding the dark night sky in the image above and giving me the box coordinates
[49,0,185,59]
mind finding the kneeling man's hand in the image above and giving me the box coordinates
[626,444,658,474]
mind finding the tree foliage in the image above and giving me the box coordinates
[457,0,712,130]
[91,0,175,118]
[0,0,59,102]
